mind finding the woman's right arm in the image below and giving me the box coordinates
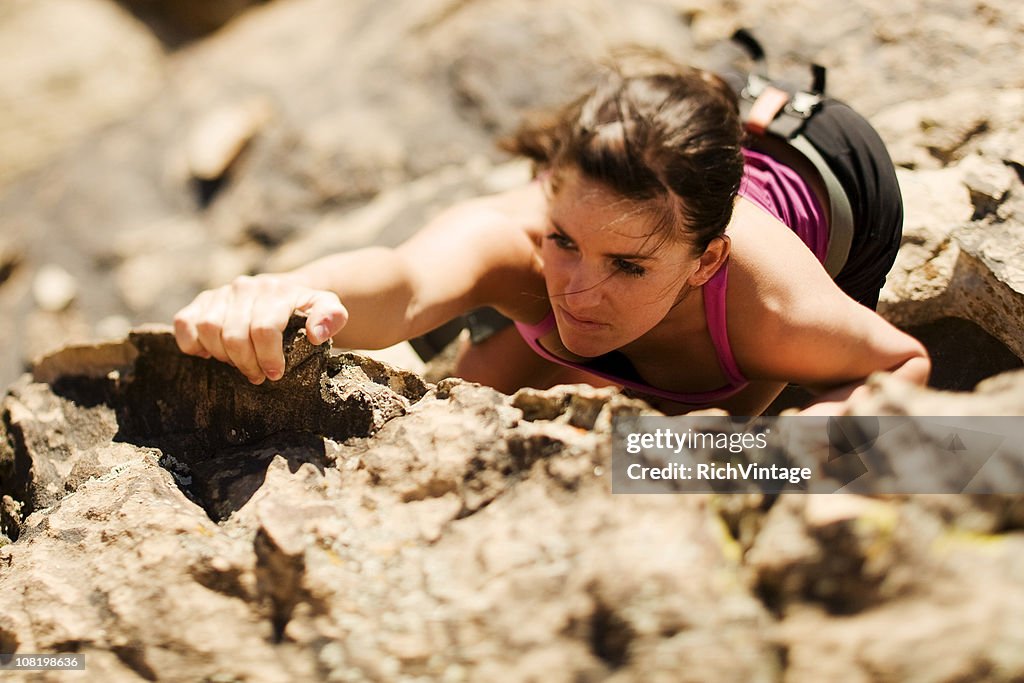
[173,184,547,384]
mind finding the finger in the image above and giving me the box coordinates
[250,300,293,381]
[295,290,349,345]
[220,283,265,384]
[173,299,210,358]
[195,287,232,365]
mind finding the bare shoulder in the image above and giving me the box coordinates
[723,198,904,384]
[424,181,547,254]
[396,181,549,321]
[723,197,840,322]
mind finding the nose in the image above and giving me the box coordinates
[561,265,604,311]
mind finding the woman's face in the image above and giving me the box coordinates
[542,167,700,358]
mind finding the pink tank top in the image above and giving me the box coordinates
[515,148,828,407]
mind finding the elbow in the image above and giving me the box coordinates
[893,343,931,386]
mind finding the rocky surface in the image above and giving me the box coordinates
[2,0,1024,680]
[1,325,1024,681]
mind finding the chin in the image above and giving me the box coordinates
[558,329,615,358]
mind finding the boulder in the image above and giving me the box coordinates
[1,322,1023,680]
[2,2,1024,676]
[0,0,162,187]
[878,115,1024,384]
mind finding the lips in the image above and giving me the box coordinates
[558,306,606,328]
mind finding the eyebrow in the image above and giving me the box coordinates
[550,221,659,261]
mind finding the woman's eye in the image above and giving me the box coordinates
[546,232,575,250]
[614,258,646,277]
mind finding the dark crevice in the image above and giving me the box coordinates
[906,317,1023,391]
[189,432,328,523]
[111,642,158,681]
[252,525,332,645]
[452,467,517,521]
[773,642,791,677]
[729,493,886,622]
[969,187,1008,222]
[113,0,271,50]
[49,375,120,409]
[270,615,289,643]
[753,534,883,620]
[454,494,495,521]
[753,578,785,619]
[452,431,565,521]
[1,409,34,541]
[588,600,634,670]
[9,318,426,526]
[1005,160,1024,184]
[0,410,15,492]
[191,174,229,209]
[927,120,989,165]
[244,222,287,249]
[48,639,85,653]
[0,259,17,288]
[189,561,255,604]
[0,627,19,658]
[140,429,333,524]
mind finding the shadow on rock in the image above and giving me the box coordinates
[9,316,427,524]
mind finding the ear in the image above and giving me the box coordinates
[685,235,730,287]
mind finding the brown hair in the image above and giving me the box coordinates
[502,57,744,254]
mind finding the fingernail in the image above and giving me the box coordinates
[313,324,330,343]
[267,369,282,381]
[249,375,265,385]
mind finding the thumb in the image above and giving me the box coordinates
[294,290,349,345]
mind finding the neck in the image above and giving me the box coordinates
[619,282,705,362]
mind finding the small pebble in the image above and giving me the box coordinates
[33,264,77,312]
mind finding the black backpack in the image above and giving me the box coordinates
[723,29,855,278]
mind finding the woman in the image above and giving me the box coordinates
[173,60,929,416]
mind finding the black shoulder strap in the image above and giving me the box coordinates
[729,30,853,278]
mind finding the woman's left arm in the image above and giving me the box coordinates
[797,347,930,415]
[722,207,930,416]
[751,296,930,414]
[727,253,931,416]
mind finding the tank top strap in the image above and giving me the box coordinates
[701,262,748,387]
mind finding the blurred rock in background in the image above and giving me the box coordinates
[1,0,1022,393]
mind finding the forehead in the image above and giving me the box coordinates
[548,167,676,251]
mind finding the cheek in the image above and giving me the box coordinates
[600,294,666,337]
[595,284,651,322]
[540,244,571,282]
[616,294,666,320]
[615,277,680,308]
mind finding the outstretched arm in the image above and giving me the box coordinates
[731,279,930,416]
[723,213,930,416]
[796,351,930,415]
[173,183,546,383]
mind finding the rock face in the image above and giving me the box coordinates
[0,0,163,187]
[2,2,1024,679]
[875,90,1024,374]
[2,326,1024,681]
